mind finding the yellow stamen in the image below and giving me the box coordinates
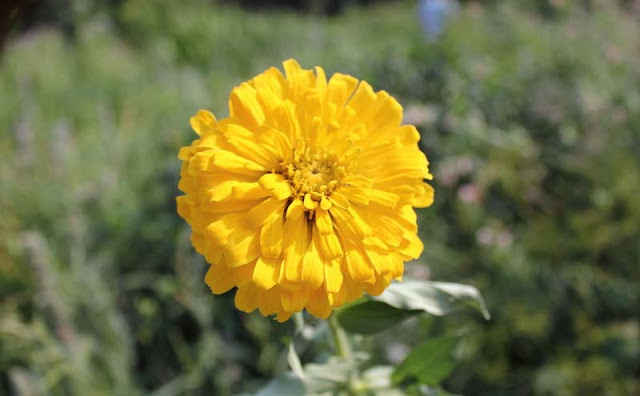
[279,143,349,213]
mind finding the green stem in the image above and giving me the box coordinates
[329,314,361,395]
[328,314,353,361]
[293,312,305,335]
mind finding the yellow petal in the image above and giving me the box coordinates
[364,92,403,134]
[345,246,375,284]
[275,311,293,322]
[210,150,265,175]
[315,208,333,235]
[197,132,224,150]
[262,126,292,160]
[324,259,343,293]
[329,191,350,209]
[235,284,259,312]
[226,130,279,168]
[399,232,424,260]
[367,215,404,247]
[283,58,303,77]
[234,260,256,286]
[305,288,332,319]
[271,182,292,201]
[342,174,373,188]
[366,246,403,279]
[204,213,245,247]
[247,198,286,227]
[272,101,301,140]
[286,198,304,221]
[190,110,217,136]
[303,193,318,210]
[258,174,293,201]
[205,264,235,294]
[320,195,332,210]
[396,124,421,145]
[233,182,271,200]
[188,151,214,174]
[314,66,327,91]
[225,232,260,267]
[326,73,359,107]
[218,220,251,245]
[176,195,197,222]
[229,83,265,128]
[398,205,418,229]
[283,217,310,284]
[330,206,371,241]
[209,181,269,202]
[257,287,282,316]
[339,186,369,206]
[190,232,207,256]
[368,189,400,209]
[413,182,435,208]
[301,238,324,289]
[342,278,364,302]
[252,66,286,101]
[313,224,343,260]
[253,257,281,290]
[258,172,285,189]
[347,80,377,114]
[260,211,285,258]
[339,146,362,163]
[200,199,261,214]
[365,274,392,296]
[281,290,309,313]
[204,242,223,266]
[178,146,193,161]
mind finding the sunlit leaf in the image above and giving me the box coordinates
[254,372,305,396]
[374,280,490,320]
[303,359,353,394]
[362,365,394,390]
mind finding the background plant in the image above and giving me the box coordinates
[1,0,639,395]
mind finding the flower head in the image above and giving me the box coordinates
[177,59,434,321]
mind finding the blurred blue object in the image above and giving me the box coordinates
[419,0,457,40]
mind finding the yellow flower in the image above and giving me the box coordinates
[177,59,434,322]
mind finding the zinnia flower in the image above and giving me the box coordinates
[177,59,433,322]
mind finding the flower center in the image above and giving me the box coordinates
[281,143,347,202]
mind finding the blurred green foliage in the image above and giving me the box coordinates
[1,0,639,395]
[414,4,640,395]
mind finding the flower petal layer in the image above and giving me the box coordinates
[177,59,434,321]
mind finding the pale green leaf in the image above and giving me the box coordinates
[303,359,353,394]
[374,280,490,320]
[362,365,394,390]
[254,373,305,396]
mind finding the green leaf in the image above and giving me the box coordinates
[362,365,394,390]
[374,280,491,320]
[336,300,421,334]
[303,359,353,394]
[254,372,305,396]
[392,336,458,386]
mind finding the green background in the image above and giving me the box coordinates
[1,0,638,395]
